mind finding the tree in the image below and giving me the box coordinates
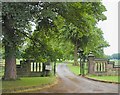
[2,2,64,80]
[2,2,40,80]
[82,27,109,58]
[110,53,120,60]
[2,2,108,80]
[53,2,107,65]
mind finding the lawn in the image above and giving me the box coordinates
[86,75,119,83]
[67,62,88,75]
[2,76,56,92]
[67,63,80,75]
[67,62,119,83]
[2,60,57,92]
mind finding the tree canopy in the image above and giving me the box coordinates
[2,2,109,80]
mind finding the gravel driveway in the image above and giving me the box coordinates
[34,63,119,93]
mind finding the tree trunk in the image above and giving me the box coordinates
[4,45,17,80]
[3,15,17,80]
[74,41,78,66]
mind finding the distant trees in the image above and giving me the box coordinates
[107,53,120,60]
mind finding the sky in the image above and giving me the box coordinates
[97,0,119,55]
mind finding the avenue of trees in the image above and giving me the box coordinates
[2,2,109,80]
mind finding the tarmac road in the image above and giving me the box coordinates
[34,63,119,93]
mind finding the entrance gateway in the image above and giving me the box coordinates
[16,53,119,77]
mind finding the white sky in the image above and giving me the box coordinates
[97,0,119,55]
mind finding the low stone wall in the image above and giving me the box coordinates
[106,62,119,76]
[88,55,119,76]
[16,60,31,77]
[16,60,52,77]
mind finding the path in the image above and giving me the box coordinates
[33,63,119,93]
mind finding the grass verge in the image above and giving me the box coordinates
[86,75,119,83]
[67,62,88,75]
[67,63,80,75]
[67,62,119,83]
[2,76,56,92]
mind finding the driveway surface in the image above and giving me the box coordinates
[33,63,119,93]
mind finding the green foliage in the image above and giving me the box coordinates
[2,2,109,66]
[83,27,109,57]
[52,2,108,58]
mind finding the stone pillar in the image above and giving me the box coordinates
[26,60,31,74]
[88,53,95,75]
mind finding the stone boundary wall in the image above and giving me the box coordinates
[16,60,52,77]
[88,56,120,76]
[16,60,40,77]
